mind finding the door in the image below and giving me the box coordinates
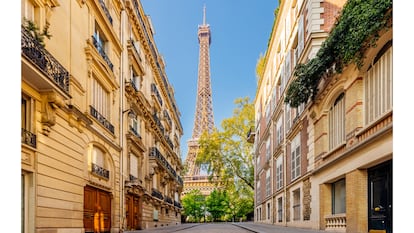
[126,194,141,230]
[84,186,111,233]
[368,160,392,233]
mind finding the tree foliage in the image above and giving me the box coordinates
[22,18,52,47]
[181,190,205,222]
[196,97,255,191]
[205,189,229,222]
[285,0,392,107]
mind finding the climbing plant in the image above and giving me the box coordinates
[284,0,392,107]
[22,18,52,47]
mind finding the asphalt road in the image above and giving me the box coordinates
[176,223,254,233]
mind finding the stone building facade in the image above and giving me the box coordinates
[250,0,392,233]
[21,0,183,232]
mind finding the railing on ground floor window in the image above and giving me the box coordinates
[325,214,346,232]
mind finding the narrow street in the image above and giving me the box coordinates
[125,222,328,233]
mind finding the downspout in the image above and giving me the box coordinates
[283,93,288,227]
[119,7,126,233]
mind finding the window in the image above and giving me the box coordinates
[266,138,271,161]
[94,23,107,54]
[365,45,393,124]
[130,153,138,179]
[130,116,140,137]
[278,197,283,222]
[329,93,345,150]
[92,77,109,118]
[91,146,109,179]
[257,180,261,204]
[276,117,283,145]
[293,189,301,220]
[276,156,283,190]
[131,69,142,91]
[332,179,346,214]
[266,170,271,197]
[267,202,271,220]
[291,134,301,180]
[265,103,271,123]
[21,94,36,148]
[285,104,291,132]
[21,0,35,21]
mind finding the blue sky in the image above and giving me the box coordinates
[140,0,278,161]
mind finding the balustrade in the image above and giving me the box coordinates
[21,128,36,148]
[21,26,70,94]
[90,106,114,133]
[325,214,347,231]
[91,163,110,179]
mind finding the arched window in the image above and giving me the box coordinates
[329,93,345,150]
[365,43,393,124]
[91,146,109,179]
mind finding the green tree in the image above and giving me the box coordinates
[181,190,205,223]
[205,189,229,222]
[196,97,255,221]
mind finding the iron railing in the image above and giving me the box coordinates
[151,83,163,106]
[21,128,36,148]
[130,125,141,138]
[92,163,110,179]
[98,0,113,24]
[151,188,163,200]
[152,113,164,135]
[21,26,70,94]
[91,35,113,71]
[90,106,114,134]
[164,196,173,205]
[174,200,182,208]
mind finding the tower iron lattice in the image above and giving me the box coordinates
[183,6,221,196]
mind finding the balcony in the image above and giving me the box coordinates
[130,126,141,138]
[149,147,177,179]
[151,83,163,107]
[98,0,113,24]
[21,26,70,95]
[177,176,183,186]
[91,35,113,71]
[21,128,36,148]
[151,188,163,200]
[164,196,173,205]
[164,135,174,149]
[174,200,182,209]
[90,106,114,134]
[246,127,255,143]
[152,113,165,135]
[91,163,110,179]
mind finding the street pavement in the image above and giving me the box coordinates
[124,222,328,233]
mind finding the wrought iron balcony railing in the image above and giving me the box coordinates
[151,83,163,106]
[177,176,183,186]
[149,147,177,179]
[152,113,164,135]
[91,35,113,71]
[21,128,36,148]
[91,163,110,179]
[151,188,163,200]
[98,0,113,24]
[129,126,141,138]
[21,26,70,94]
[165,135,174,149]
[163,110,172,126]
[90,106,114,134]
[164,196,173,205]
[174,200,182,208]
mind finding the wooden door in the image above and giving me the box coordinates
[84,186,111,233]
[126,194,141,230]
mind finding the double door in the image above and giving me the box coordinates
[84,186,111,233]
[126,194,142,230]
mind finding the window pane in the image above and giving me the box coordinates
[333,179,346,214]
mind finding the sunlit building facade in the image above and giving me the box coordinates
[21,0,183,232]
[251,0,392,232]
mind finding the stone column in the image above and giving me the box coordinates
[346,169,368,233]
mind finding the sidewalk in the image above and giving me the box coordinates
[123,223,199,233]
[232,222,326,233]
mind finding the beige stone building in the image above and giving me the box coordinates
[21,0,183,232]
[250,0,392,232]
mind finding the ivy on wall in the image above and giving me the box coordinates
[284,0,392,107]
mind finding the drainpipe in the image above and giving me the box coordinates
[119,7,126,233]
[283,93,288,227]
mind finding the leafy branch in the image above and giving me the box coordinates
[284,0,392,107]
[22,18,52,47]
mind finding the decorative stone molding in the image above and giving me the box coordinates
[40,92,65,135]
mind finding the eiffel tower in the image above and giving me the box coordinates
[183,6,220,196]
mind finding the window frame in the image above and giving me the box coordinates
[291,133,301,181]
[329,93,345,150]
[332,179,346,214]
